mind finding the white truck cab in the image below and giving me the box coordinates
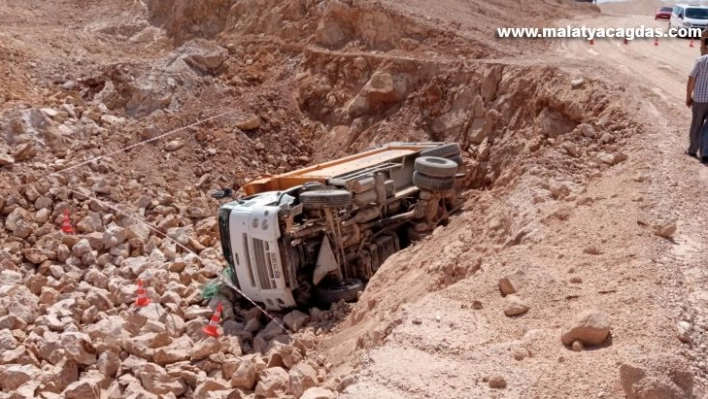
[218,191,298,310]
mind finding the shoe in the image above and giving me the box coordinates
[701,156,708,164]
[686,150,698,158]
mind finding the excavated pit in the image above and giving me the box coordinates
[0,0,650,397]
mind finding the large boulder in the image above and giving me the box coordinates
[61,332,97,366]
[136,363,187,396]
[560,310,610,346]
[154,337,192,366]
[283,310,310,331]
[619,356,693,399]
[62,373,104,399]
[230,361,257,390]
[254,367,289,397]
[190,336,221,361]
[289,363,318,397]
[503,295,530,317]
[347,72,408,118]
[0,364,40,392]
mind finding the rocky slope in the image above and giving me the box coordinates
[3,0,698,398]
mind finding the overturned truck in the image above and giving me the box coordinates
[215,142,465,311]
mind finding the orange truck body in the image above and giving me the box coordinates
[242,142,444,196]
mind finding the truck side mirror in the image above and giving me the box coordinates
[211,188,233,199]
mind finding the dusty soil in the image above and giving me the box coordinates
[0,0,706,398]
[322,2,708,399]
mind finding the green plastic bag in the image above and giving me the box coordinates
[200,267,233,300]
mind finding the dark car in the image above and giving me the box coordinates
[656,6,673,20]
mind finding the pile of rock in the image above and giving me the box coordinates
[0,295,338,398]
[498,272,531,318]
[0,263,342,399]
[0,173,349,398]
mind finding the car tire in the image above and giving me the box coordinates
[300,190,352,209]
[412,171,455,192]
[414,156,459,178]
[314,278,364,305]
[420,143,461,158]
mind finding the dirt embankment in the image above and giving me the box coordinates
[598,0,668,16]
[1,0,702,398]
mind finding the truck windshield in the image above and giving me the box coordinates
[686,8,708,19]
[218,207,236,270]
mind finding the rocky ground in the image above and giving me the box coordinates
[0,0,705,398]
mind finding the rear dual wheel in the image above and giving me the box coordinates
[413,155,458,192]
[420,143,461,158]
[412,171,455,191]
[413,156,458,178]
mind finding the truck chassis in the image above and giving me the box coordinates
[216,142,465,311]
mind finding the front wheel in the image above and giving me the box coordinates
[300,190,353,210]
[314,278,364,305]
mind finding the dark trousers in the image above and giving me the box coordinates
[689,101,708,156]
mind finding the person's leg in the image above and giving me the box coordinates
[700,122,708,161]
[689,102,707,155]
[698,102,708,159]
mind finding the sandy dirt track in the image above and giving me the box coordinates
[556,14,697,101]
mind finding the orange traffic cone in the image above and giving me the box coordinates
[654,37,659,46]
[61,209,74,234]
[690,39,695,48]
[623,38,629,45]
[589,38,594,45]
[134,280,151,307]
[202,303,223,337]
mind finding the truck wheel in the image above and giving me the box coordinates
[414,156,458,178]
[300,190,353,209]
[303,181,326,191]
[413,171,455,191]
[407,225,430,242]
[314,278,364,304]
[420,143,460,158]
[449,155,463,166]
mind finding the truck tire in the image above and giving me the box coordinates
[420,143,460,158]
[303,181,326,191]
[414,156,458,178]
[406,225,430,242]
[300,190,352,209]
[314,278,364,304]
[449,155,463,166]
[413,171,455,191]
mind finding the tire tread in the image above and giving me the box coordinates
[412,171,455,191]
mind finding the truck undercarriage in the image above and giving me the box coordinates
[215,142,465,311]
